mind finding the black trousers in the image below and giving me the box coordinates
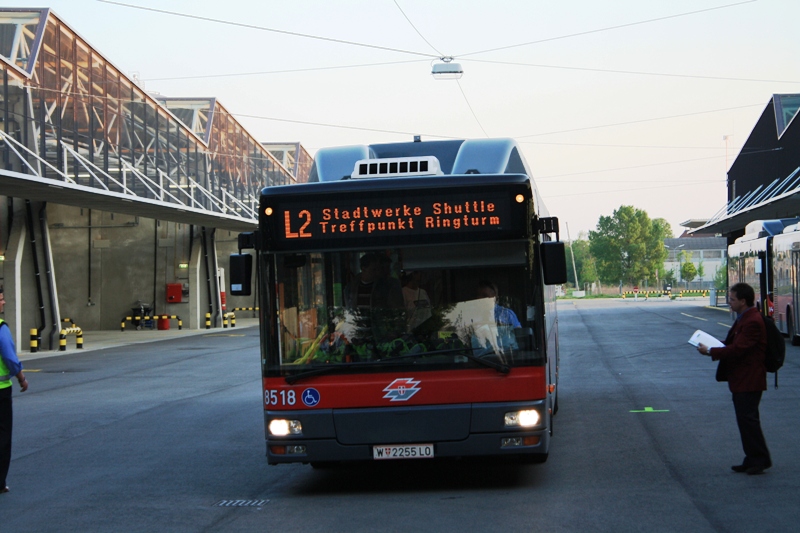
[0,386,11,487]
[732,390,771,467]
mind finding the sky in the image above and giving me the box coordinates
[10,0,800,238]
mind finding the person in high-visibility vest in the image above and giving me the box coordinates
[0,287,28,494]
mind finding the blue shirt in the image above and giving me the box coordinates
[0,322,22,379]
[494,305,521,328]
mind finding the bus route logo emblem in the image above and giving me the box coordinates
[383,378,421,402]
[302,388,320,407]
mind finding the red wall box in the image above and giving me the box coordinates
[166,283,182,303]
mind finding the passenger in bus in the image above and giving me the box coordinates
[344,253,404,348]
[402,271,432,333]
[344,253,404,310]
[477,280,521,328]
[472,280,521,356]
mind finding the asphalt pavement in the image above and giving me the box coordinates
[7,296,799,533]
[18,317,259,361]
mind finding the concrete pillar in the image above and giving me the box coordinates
[4,210,26,349]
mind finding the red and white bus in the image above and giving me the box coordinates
[728,218,800,342]
[232,138,567,465]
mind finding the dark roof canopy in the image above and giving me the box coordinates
[693,94,800,236]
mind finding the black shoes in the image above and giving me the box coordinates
[731,462,771,475]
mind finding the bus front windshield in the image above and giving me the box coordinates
[271,242,542,374]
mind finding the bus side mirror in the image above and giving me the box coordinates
[540,241,568,285]
[238,231,262,251]
[229,253,253,296]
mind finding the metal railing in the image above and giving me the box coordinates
[1,130,260,222]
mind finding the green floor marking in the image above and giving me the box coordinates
[630,406,669,413]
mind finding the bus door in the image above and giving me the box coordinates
[791,249,800,342]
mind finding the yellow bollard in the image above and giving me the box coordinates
[59,329,67,351]
[30,328,38,353]
[205,312,211,329]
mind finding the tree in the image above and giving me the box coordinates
[697,261,705,280]
[649,217,673,285]
[581,254,598,288]
[714,259,728,290]
[681,250,698,283]
[588,206,672,285]
[565,238,595,287]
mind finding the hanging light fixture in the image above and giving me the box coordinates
[431,57,463,80]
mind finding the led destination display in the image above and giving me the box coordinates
[263,188,527,250]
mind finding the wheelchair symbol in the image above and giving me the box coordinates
[302,388,320,407]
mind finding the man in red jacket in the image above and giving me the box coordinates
[697,282,771,475]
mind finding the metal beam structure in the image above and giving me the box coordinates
[0,8,309,232]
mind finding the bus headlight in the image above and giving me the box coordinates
[504,409,540,428]
[268,419,303,436]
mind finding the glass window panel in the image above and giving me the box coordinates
[58,25,75,152]
[39,21,59,174]
[0,11,42,72]
[105,66,121,180]
[271,243,537,374]
[775,94,800,137]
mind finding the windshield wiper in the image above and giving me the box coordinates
[374,347,510,374]
[284,347,510,384]
[285,358,397,384]
[285,363,353,385]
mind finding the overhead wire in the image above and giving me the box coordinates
[455,0,758,58]
[532,148,783,181]
[142,59,429,82]
[392,0,444,57]
[233,111,458,139]
[544,182,719,198]
[540,178,724,183]
[96,0,439,58]
[49,3,777,181]
[515,103,764,138]
[519,140,726,150]
[21,83,769,148]
[467,58,800,85]
[391,0,489,137]
[0,0,772,210]
[97,0,777,91]
[534,155,726,179]
[455,80,489,137]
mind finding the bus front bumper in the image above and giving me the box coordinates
[265,400,550,465]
